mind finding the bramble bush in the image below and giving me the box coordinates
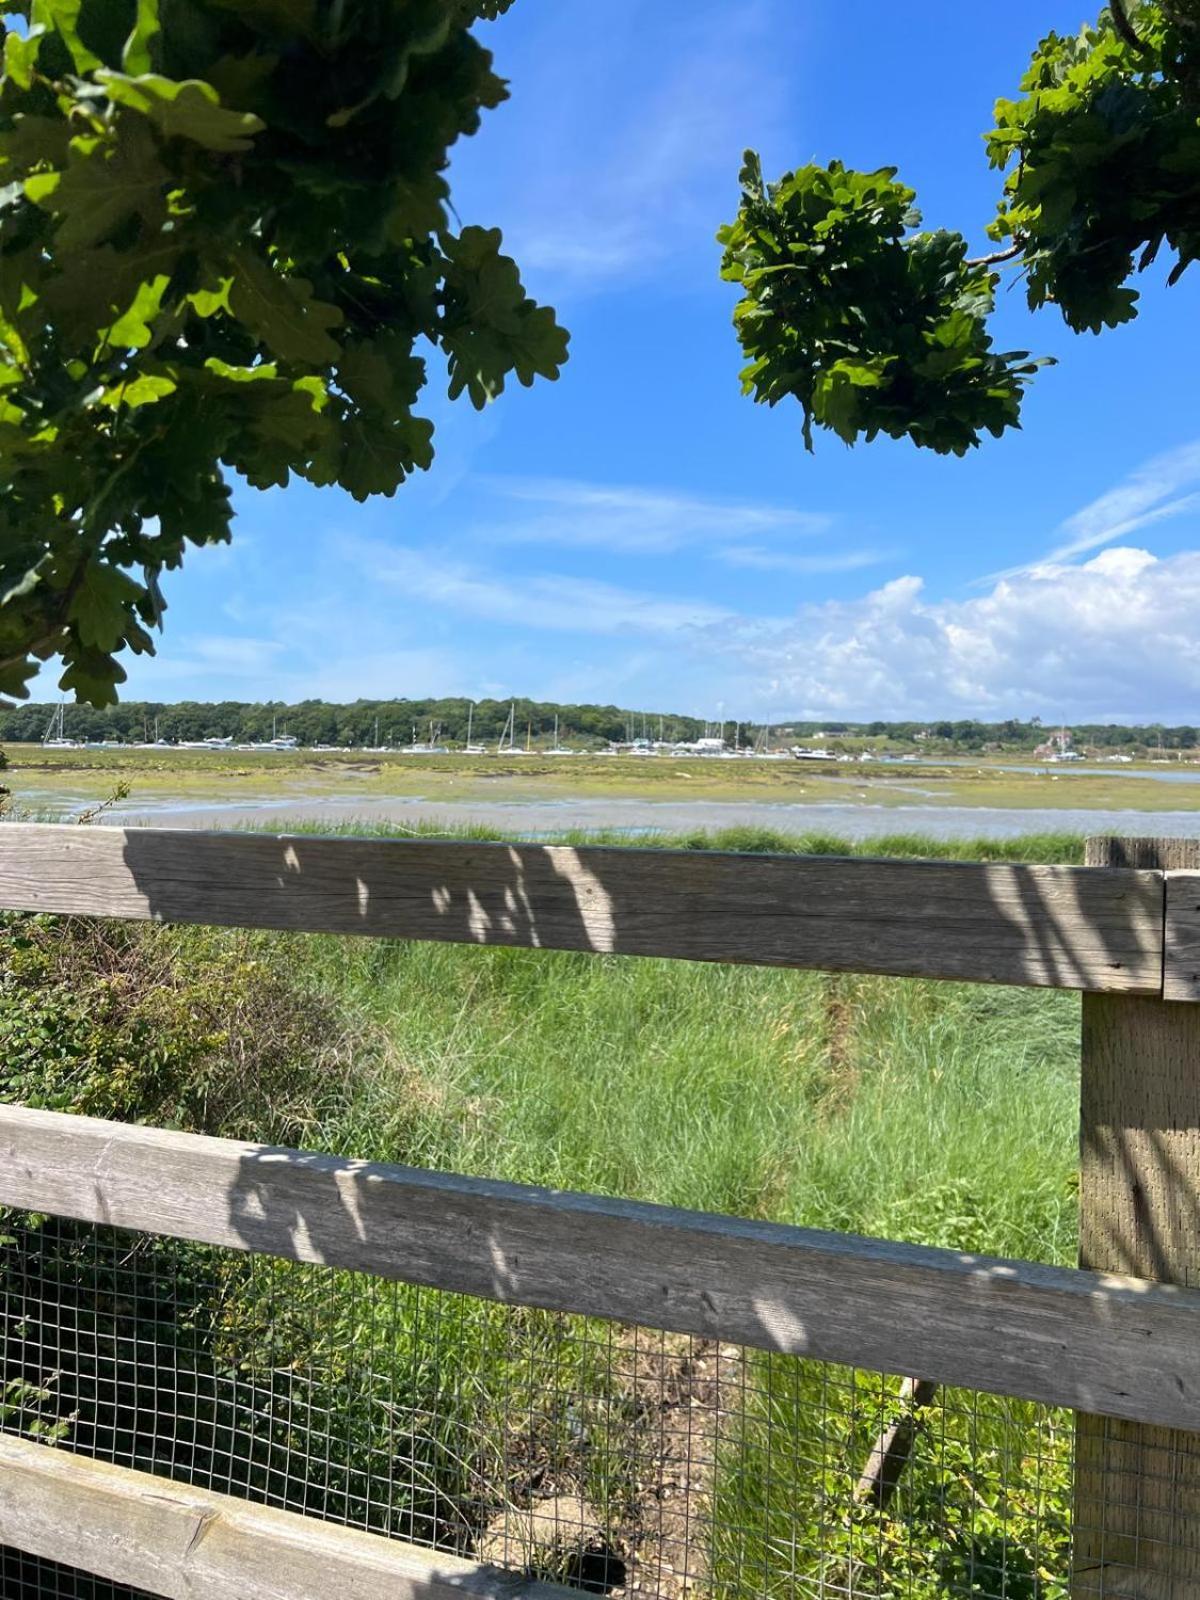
[0,912,358,1132]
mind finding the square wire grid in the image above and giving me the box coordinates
[3,1211,1192,1599]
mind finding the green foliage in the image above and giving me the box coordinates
[713,1363,1073,1600]
[717,155,1044,455]
[0,692,709,746]
[0,915,214,1116]
[0,1374,73,1444]
[0,0,567,706]
[987,2,1200,333]
[0,912,360,1134]
[721,2,1199,453]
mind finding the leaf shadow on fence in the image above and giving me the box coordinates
[109,825,1180,1591]
[113,825,1165,993]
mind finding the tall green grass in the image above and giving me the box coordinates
[253,824,1085,1597]
[3,826,1087,1594]
[262,814,1086,865]
[275,942,1079,1262]
[242,824,1083,1261]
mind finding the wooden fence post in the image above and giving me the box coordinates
[1073,836,1200,1600]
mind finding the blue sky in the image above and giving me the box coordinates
[109,1,1200,721]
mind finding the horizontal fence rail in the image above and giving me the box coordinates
[0,821,1176,993]
[0,1433,575,1600]
[4,1104,1200,1431]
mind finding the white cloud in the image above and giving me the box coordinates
[691,546,1200,721]
[476,475,833,555]
[715,545,892,576]
[149,634,284,677]
[988,439,1200,579]
[358,542,733,636]
[124,635,460,705]
[72,542,1200,721]
[1055,440,1200,557]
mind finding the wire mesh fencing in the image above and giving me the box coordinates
[2,1209,1191,1599]
[0,1550,165,1600]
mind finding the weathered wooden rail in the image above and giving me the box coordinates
[5,1101,1200,1430]
[0,821,1198,1599]
[0,821,1192,993]
[0,1433,571,1600]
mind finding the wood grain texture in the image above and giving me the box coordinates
[0,1433,574,1600]
[1073,838,1200,1600]
[0,822,1169,992]
[4,1104,1200,1430]
[1165,873,1200,1003]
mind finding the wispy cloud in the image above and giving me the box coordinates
[356,541,733,636]
[715,544,892,576]
[474,475,834,555]
[472,0,797,295]
[122,539,1200,722]
[128,624,467,706]
[1053,439,1200,559]
[985,439,1200,580]
[158,635,284,676]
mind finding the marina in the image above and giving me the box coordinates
[8,719,1200,844]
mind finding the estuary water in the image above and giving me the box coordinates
[54,790,1200,842]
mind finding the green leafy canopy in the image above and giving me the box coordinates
[719,1,1198,455]
[717,156,1045,457]
[0,0,567,705]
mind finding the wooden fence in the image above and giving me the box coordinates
[0,822,1198,1598]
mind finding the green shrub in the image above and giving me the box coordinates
[0,913,360,1140]
[713,1361,1072,1600]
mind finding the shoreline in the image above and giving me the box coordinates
[74,791,1200,841]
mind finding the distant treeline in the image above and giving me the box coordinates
[0,700,1195,751]
[0,698,708,747]
[855,718,1200,752]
